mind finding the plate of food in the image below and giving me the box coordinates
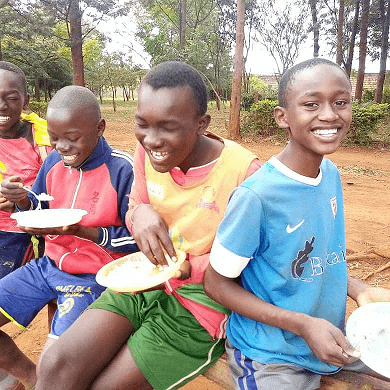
[96,250,186,292]
[346,302,390,378]
[11,208,87,228]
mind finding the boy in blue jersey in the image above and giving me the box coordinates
[204,58,390,389]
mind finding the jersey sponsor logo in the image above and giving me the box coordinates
[58,297,74,318]
[146,181,164,199]
[196,186,220,213]
[291,237,315,280]
[291,236,346,282]
[286,219,305,233]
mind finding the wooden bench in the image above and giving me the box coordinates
[203,352,390,389]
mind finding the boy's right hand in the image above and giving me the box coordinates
[300,316,360,367]
[0,176,30,210]
[130,204,176,266]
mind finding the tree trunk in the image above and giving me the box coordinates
[180,0,186,49]
[35,78,40,101]
[69,0,85,86]
[336,0,345,65]
[375,0,390,102]
[355,0,370,102]
[309,0,320,57]
[228,0,245,141]
[346,0,360,76]
[112,89,116,112]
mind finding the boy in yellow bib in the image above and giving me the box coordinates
[36,61,261,389]
[0,61,52,280]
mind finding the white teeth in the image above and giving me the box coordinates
[0,116,10,123]
[61,154,77,163]
[150,150,168,160]
[313,129,338,137]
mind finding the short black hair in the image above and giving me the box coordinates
[278,58,350,108]
[48,85,101,119]
[0,61,28,95]
[141,61,208,115]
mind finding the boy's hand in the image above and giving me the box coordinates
[20,224,81,236]
[174,260,191,280]
[301,316,360,367]
[1,176,30,209]
[0,196,15,212]
[131,204,176,266]
[356,286,390,306]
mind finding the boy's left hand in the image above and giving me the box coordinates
[20,224,81,236]
[356,286,390,306]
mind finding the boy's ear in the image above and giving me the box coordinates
[197,113,211,135]
[274,106,289,129]
[23,94,30,110]
[97,118,106,137]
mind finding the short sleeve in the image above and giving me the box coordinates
[210,186,263,278]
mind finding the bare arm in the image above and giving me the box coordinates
[348,275,390,306]
[204,265,359,367]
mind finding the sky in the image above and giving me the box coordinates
[96,11,381,76]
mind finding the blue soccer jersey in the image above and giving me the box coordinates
[210,156,347,374]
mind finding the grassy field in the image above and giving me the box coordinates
[99,98,232,138]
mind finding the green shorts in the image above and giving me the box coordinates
[88,289,225,390]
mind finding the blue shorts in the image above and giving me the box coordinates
[0,256,106,337]
[0,231,33,279]
[226,339,374,390]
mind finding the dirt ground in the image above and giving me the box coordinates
[3,118,390,389]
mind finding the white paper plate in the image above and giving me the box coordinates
[346,302,390,378]
[11,208,87,228]
[96,250,186,292]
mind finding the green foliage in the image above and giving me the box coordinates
[241,99,390,147]
[27,101,49,117]
[240,76,278,111]
[240,92,255,111]
[382,87,390,104]
[247,75,278,100]
[241,100,284,139]
[361,89,376,103]
[134,0,233,100]
[346,103,390,146]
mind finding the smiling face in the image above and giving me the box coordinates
[134,84,210,173]
[47,107,105,168]
[275,64,352,176]
[0,69,29,138]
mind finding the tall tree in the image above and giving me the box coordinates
[39,0,125,86]
[309,0,320,57]
[255,0,310,74]
[180,0,187,49]
[69,0,83,85]
[228,0,244,140]
[336,0,345,64]
[345,0,360,76]
[355,0,370,102]
[0,2,71,98]
[375,0,390,102]
[134,0,233,102]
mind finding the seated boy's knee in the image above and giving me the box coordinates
[36,344,71,379]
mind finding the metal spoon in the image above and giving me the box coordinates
[23,186,54,209]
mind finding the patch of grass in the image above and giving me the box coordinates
[338,165,388,177]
